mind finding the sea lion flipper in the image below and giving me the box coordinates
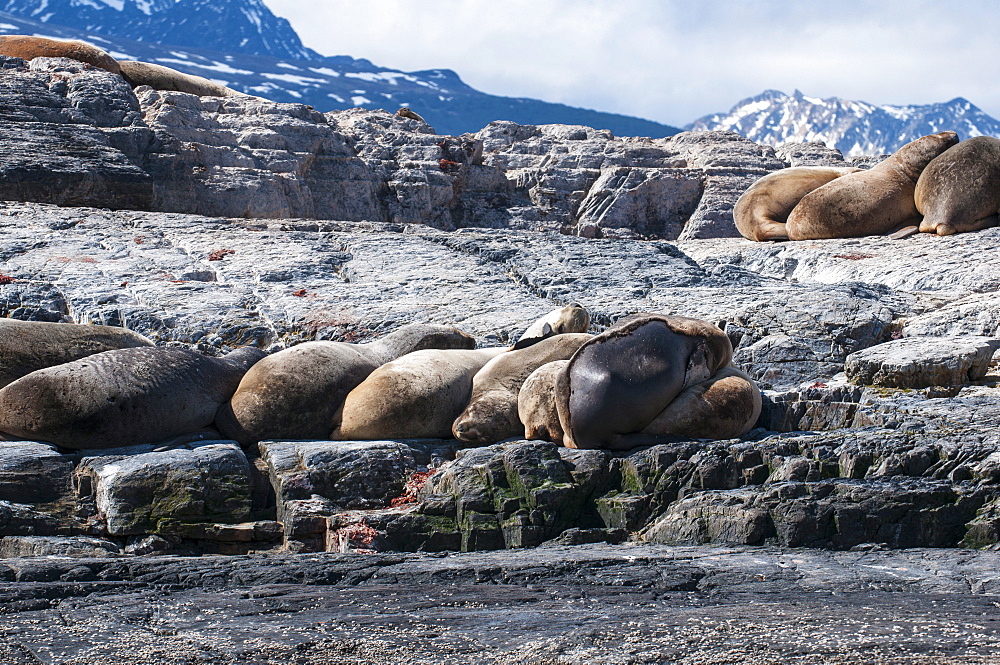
[887,225,920,240]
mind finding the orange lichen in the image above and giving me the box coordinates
[439,158,461,172]
[0,274,18,285]
[292,289,309,297]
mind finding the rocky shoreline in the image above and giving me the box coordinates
[2,53,1000,662]
[2,544,1000,664]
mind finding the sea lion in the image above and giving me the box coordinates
[0,319,153,389]
[733,167,861,241]
[0,35,120,74]
[119,60,245,98]
[0,346,265,450]
[513,303,590,348]
[555,314,735,451]
[786,131,959,240]
[216,324,476,445]
[452,333,592,445]
[334,347,505,440]
[641,366,761,440]
[916,136,1000,236]
[518,359,570,445]
[396,107,426,123]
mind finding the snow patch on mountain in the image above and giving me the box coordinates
[689,90,1000,156]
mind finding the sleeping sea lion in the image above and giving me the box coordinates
[334,348,505,440]
[396,107,426,123]
[786,132,959,240]
[0,319,152,389]
[119,60,245,98]
[452,333,592,445]
[916,136,1000,236]
[513,303,590,348]
[0,347,264,450]
[0,35,120,74]
[733,167,861,241]
[640,366,761,440]
[518,359,570,445]
[555,314,735,451]
[216,324,475,445]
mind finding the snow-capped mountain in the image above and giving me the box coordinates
[688,90,1000,156]
[0,0,314,59]
[0,2,681,138]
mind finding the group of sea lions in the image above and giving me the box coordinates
[735,132,1000,241]
[0,306,762,452]
[0,35,248,98]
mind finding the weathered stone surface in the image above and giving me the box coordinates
[0,535,120,557]
[643,479,987,549]
[258,439,455,520]
[845,336,999,388]
[0,61,830,239]
[0,442,72,504]
[74,442,251,536]
[3,545,1000,664]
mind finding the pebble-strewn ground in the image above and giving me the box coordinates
[2,545,1000,664]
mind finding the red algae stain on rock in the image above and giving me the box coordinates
[390,470,436,509]
[208,249,236,261]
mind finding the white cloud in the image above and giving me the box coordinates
[263,0,1000,126]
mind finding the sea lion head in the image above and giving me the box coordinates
[894,131,960,181]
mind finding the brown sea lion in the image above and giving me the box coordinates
[518,359,570,445]
[513,303,590,348]
[0,347,265,450]
[0,319,153,389]
[733,167,861,241]
[641,366,761,439]
[0,35,120,74]
[916,136,1000,236]
[119,60,245,98]
[216,324,475,445]
[334,348,505,440]
[396,107,426,123]
[452,333,592,445]
[786,131,959,240]
[555,314,736,451]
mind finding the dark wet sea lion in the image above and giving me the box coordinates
[556,314,733,450]
[216,324,476,445]
[0,35,120,74]
[452,333,592,445]
[786,132,959,240]
[734,167,861,241]
[0,347,264,450]
[916,136,1000,236]
[0,319,153,389]
[334,348,505,440]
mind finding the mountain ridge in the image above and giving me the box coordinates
[0,1,682,138]
[688,89,1000,156]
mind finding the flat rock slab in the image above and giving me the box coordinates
[75,442,252,536]
[846,336,1000,388]
[0,535,120,558]
[1,545,1000,663]
[0,441,72,504]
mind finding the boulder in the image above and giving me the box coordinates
[74,442,252,536]
[845,336,999,388]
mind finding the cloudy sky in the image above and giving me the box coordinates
[263,0,1000,128]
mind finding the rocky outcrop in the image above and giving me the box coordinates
[845,336,999,388]
[0,57,841,240]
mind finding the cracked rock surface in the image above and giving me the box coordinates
[1,545,1000,664]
